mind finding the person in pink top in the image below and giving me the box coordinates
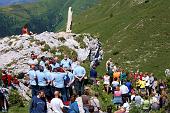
[113,86,123,108]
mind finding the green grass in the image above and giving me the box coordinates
[7,105,29,113]
[73,0,170,78]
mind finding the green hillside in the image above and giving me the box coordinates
[73,0,170,77]
[0,0,97,37]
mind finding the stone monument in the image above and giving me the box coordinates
[66,7,73,33]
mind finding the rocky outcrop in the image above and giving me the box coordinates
[0,32,102,74]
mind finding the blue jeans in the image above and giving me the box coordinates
[84,107,90,113]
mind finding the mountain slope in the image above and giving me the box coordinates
[0,0,97,37]
[0,0,38,6]
[73,0,170,77]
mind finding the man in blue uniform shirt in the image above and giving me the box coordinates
[73,61,86,96]
[27,64,38,96]
[51,68,67,102]
[60,55,72,69]
[36,66,47,92]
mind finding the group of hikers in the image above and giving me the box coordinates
[100,58,169,113]
[0,49,169,113]
[0,51,102,113]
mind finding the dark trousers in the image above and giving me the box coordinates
[149,86,153,96]
[39,86,46,92]
[31,85,39,97]
[74,79,84,96]
[45,85,53,101]
[122,93,128,103]
[65,86,73,100]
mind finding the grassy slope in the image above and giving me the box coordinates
[73,0,170,78]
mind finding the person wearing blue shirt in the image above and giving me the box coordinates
[50,57,60,71]
[73,62,86,96]
[60,55,72,69]
[30,90,47,113]
[51,68,67,102]
[90,66,97,84]
[68,94,79,113]
[36,66,47,92]
[65,71,75,100]
[27,64,38,96]
[125,79,132,102]
[44,65,53,100]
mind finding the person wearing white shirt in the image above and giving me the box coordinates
[143,73,150,95]
[28,55,38,65]
[112,77,119,92]
[103,73,110,93]
[123,100,130,113]
[50,91,68,113]
[39,56,46,69]
[120,84,129,103]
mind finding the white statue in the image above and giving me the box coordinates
[66,7,73,33]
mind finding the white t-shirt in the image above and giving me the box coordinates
[90,97,100,112]
[112,81,119,87]
[143,76,150,86]
[76,97,85,113]
[28,59,38,65]
[120,85,129,94]
[103,76,110,85]
[123,102,130,113]
[50,98,64,113]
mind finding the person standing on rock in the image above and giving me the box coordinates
[22,24,33,35]
[73,61,86,96]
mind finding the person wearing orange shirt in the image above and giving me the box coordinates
[113,71,121,81]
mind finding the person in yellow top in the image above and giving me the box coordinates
[136,78,141,91]
[140,80,146,95]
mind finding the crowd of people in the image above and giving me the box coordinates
[0,51,169,113]
[102,58,169,113]
[9,51,100,113]
[27,52,101,113]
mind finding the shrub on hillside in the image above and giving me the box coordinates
[41,44,50,52]
[8,89,24,107]
[57,46,77,59]
[75,35,87,48]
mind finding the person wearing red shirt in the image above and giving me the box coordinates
[1,70,12,88]
[22,24,33,35]
[22,24,29,35]
[12,75,19,86]
[139,72,143,80]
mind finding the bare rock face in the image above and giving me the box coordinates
[0,32,102,74]
[129,0,149,6]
